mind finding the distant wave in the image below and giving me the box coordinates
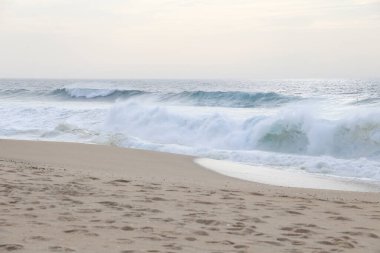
[0,87,300,108]
[0,88,36,96]
[52,88,147,99]
[159,91,298,107]
[51,88,299,108]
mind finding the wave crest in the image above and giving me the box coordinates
[52,88,147,99]
[51,88,299,108]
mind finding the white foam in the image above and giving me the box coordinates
[195,158,380,192]
[65,88,116,98]
[104,101,380,159]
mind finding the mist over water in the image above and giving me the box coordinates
[1,79,380,181]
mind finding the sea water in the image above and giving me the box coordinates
[1,79,380,182]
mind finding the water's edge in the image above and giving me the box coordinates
[195,158,380,192]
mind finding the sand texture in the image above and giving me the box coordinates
[1,139,380,253]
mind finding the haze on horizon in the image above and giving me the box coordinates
[0,0,379,79]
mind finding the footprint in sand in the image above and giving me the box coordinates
[342,231,379,239]
[328,216,352,221]
[162,243,182,250]
[121,226,135,231]
[76,208,102,213]
[106,179,131,187]
[280,225,316,239]
[49,246,76,252]
[233,244,249,249]
[141,226,154,233]
[195,219,221,226]
[341,204,362,209]
[286,210,303,215]
[63,229,98,237]
[116,238,134,244]
[258,241,283,247]
[249,192,265,196]
[0,244,24,251]
[98,201,118,206]
[193,230,209,236]
[317,237,356,249]
[29,235,50,241]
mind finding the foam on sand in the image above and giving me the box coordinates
[195,158,380,192]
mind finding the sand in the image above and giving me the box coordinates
[0,139,380,253]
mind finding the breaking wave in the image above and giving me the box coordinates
[105,102,380,160]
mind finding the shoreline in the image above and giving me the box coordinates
[1,139,380,252]
[196,158,380,192]
[2,138,380,196]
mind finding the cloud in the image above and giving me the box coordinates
[2,0,379,34]
[0,0,379,78]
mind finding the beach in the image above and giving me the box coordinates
[2,0,380,251]
[1,139,380,253]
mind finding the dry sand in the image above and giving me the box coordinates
[0,139,379,253]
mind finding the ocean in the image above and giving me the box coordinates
[1,79,380,182]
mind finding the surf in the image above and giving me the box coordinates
[1,78,380,181]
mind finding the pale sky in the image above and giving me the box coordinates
[0,0,379,79]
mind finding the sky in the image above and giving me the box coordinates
[0,0,379,79]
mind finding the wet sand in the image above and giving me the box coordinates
[0,139,380,253]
